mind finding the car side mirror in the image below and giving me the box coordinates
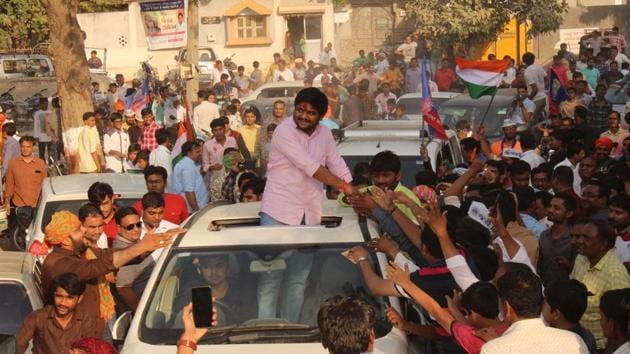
[112,311,133,343]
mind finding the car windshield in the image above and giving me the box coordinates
[0,282,33,336]
[40,198,138,233]
[438,105,507,139]
[140,244,391,345]
[397,96,452,115]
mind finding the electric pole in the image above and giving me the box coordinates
[186,0,199,105]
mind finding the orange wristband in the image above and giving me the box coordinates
[177,339,198,351]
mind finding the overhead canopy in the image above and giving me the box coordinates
[277,5,326,15]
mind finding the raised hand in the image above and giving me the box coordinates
[385,261,410,286]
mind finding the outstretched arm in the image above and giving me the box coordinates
[387,262,455,334]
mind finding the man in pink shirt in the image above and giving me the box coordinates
[258,87,353,322]
[201,118,237,192]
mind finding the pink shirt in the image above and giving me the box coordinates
[201,136,237,173]
[261,117,352,225]
[452,321,508,354]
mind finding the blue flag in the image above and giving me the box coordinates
[548,67,568,104]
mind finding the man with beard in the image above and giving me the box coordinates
[16,273,98,354]
[485,120,522,158]
[537,193,577,287]
[41,210,183,337]
[609,194,630,272]
[593,137,615,173]
[258,88,352,322]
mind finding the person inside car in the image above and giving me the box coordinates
[177,254,257,326]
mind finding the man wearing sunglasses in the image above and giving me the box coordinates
[112,206,148,311]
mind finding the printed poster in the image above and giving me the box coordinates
[140,0,187,50]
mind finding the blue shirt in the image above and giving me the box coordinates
[2,137,20,177]
[173,156,208,212]
[520,213,548,238]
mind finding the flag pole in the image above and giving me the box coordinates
[420,57,427,151]
[478,92,497,128]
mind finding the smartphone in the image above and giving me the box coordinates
[191,286,213,327]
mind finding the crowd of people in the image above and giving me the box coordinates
[6,26,630,354]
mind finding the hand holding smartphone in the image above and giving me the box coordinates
[191,286,214,327]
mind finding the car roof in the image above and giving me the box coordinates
[176,200,368,248]
[45,173,147,196]
[257,80,321,89]
[242,97,294,106]
[439,92,515,108]
[0,251,31,275]
[397,92,461,100]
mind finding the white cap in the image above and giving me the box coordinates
[124,109,135,117]
[502,148,522,159]
[502,119,518,128]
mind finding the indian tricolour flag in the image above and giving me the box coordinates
[171,96,196,165]
[455,58,510,99]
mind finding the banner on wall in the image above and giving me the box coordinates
[140,0,187,50]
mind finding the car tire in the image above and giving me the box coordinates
[9,225,26,251]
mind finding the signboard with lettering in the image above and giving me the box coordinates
[201,16,221,25]
[140,0,187,50]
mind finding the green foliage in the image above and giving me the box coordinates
[78,0,127,13]
[0,0,127,49]
[404,0,568,47]
[0,0,49,49]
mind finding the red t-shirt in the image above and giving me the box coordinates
[451,321,508,354]
[435,68,457,91]
[102,216,118,248]
[133,193,189,225]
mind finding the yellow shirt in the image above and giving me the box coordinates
[78,125,100,173]
[571,249,630,348]
[238,124,261,157]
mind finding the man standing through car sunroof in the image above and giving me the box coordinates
[258,87,353,322]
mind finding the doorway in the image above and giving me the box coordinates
[286,15,322,63]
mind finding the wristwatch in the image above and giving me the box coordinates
[356,256,368,263]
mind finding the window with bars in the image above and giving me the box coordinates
[235,16,266,39]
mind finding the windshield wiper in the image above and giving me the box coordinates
[199,322,319,344]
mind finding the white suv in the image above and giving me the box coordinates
[115,200,419,354]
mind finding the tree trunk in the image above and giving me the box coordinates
[41,0,93,174]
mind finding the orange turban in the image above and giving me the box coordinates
[113,99,125,112]
[44,211,80,245]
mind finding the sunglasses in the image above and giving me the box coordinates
[123,221,142,231]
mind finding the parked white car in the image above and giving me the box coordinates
[337,120,463,187]
[26,174,147,253]
[114,201,420,354]
[243,80,322,101]
[396,92,461,118]
[0,251,43,354]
